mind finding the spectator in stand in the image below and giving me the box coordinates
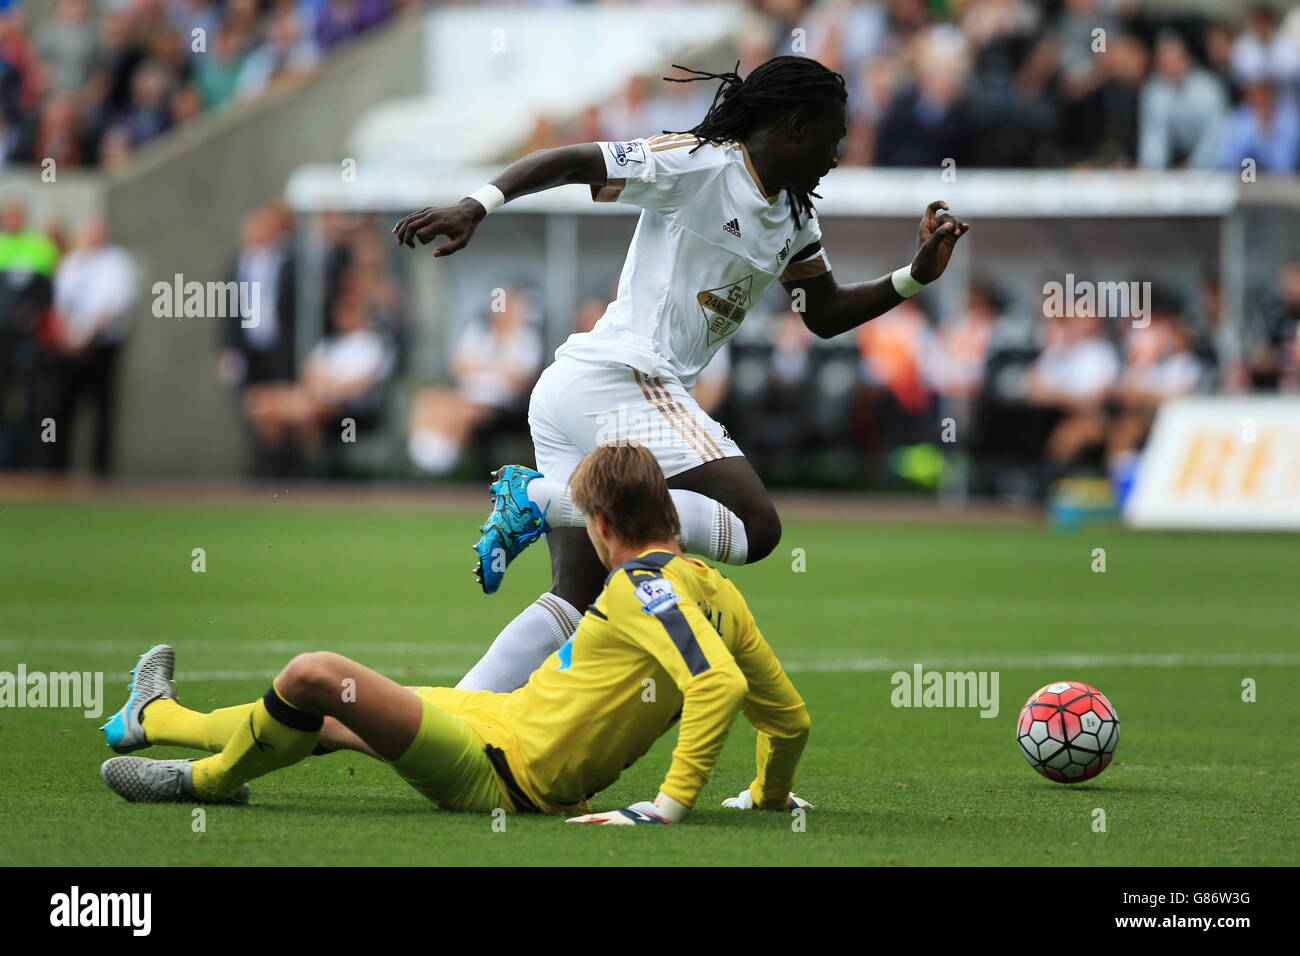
[1107,306,1209,502]
[122,59,172,144]
[34,90,84,168]
[1065,30,1148,166]
[235,8,319,102]
[316,0,389,54]
[37,0,97,96]
[242,271,395,474]
[874,32,970,167]
[856,297,934,447]
[407,286,542,477]
[1024,307,1120,472]
[0,200,60,468]
[1247,259,1300,391]
[195,24,251,113]
[1138,30,1228,169]
[217,204,298,473]
[1230,3,1300,94]
[0,5,44,124]
[927,281,1001,405]
[1219,78,1300,173]
[49,216,137,474]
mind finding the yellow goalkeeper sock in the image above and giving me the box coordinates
[143,698,256,752]
[189,683,322,800]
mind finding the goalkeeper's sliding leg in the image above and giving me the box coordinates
[100,650,506,811]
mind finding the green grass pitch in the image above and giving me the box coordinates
[1,499,1296,866]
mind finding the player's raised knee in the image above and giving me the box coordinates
[278,651,340,701]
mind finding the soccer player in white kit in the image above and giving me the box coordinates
[393,57,969,692]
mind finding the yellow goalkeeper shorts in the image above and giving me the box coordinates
[389,688,511,813]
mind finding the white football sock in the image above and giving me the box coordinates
[669,488,748,565]
[528,476,747,565]
[456,592,581,693]
[528,476,585,527]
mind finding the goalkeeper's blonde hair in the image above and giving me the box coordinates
[569,442,681,546]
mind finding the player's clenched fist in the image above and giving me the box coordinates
[722,788,813,810]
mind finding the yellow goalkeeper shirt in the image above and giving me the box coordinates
[455,548,810,815]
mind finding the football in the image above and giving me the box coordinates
[1016,681,1119,783]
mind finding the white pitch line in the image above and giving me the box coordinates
[96,651,1300,684]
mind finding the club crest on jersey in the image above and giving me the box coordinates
[697,275,754,346]
[607,141,645,167]
[634,577,680,615]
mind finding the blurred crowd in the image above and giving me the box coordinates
[0,0,413,171]
[4,0,1300,495]
[634,264,1299,498]
[0,200,136,471]
[6,0,1300,172]
[524,0,1300,174]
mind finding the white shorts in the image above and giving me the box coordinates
[528,354,742,485]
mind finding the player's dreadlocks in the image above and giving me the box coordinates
[662,56,847,228]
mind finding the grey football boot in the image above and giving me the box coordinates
[100,756,249,804]
[100,644,176,754]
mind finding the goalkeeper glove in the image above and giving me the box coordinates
[566,792,689,825]
[722,788,813,810]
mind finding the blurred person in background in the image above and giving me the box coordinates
[235,8,319,102]
[875,31,970,167]
[315,0,389,54]
[217,204,298,473]
[407,285,542,477]
[1024,306,1120,474]
[0,200,59,468]
[1230,3,1300,96]
[1247,259,1300,391]
[1219,78,1300,174]
[195,24,252,112]
[1106,302,1208,503]
[926,281,1002,444]
[242,271,394,475]
[1138,30,1228,169]
[122,58,173,145]
[48,216,137,474]
[1067,30,1148,167]
[855,297,935,453]
[37,0,96,97]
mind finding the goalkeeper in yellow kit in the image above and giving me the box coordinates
[97,443,811,823]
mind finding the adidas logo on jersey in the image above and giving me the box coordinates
[722,218,742,238]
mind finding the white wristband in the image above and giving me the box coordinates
[652,791,690,823]
[465,184,505,216]
[891,265,927,298]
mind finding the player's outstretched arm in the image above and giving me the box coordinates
[392,143,607,256]
[785,200,970,339]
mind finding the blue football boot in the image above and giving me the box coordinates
[473,465,550,595]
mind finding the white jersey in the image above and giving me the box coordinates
[554,134,833,389]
